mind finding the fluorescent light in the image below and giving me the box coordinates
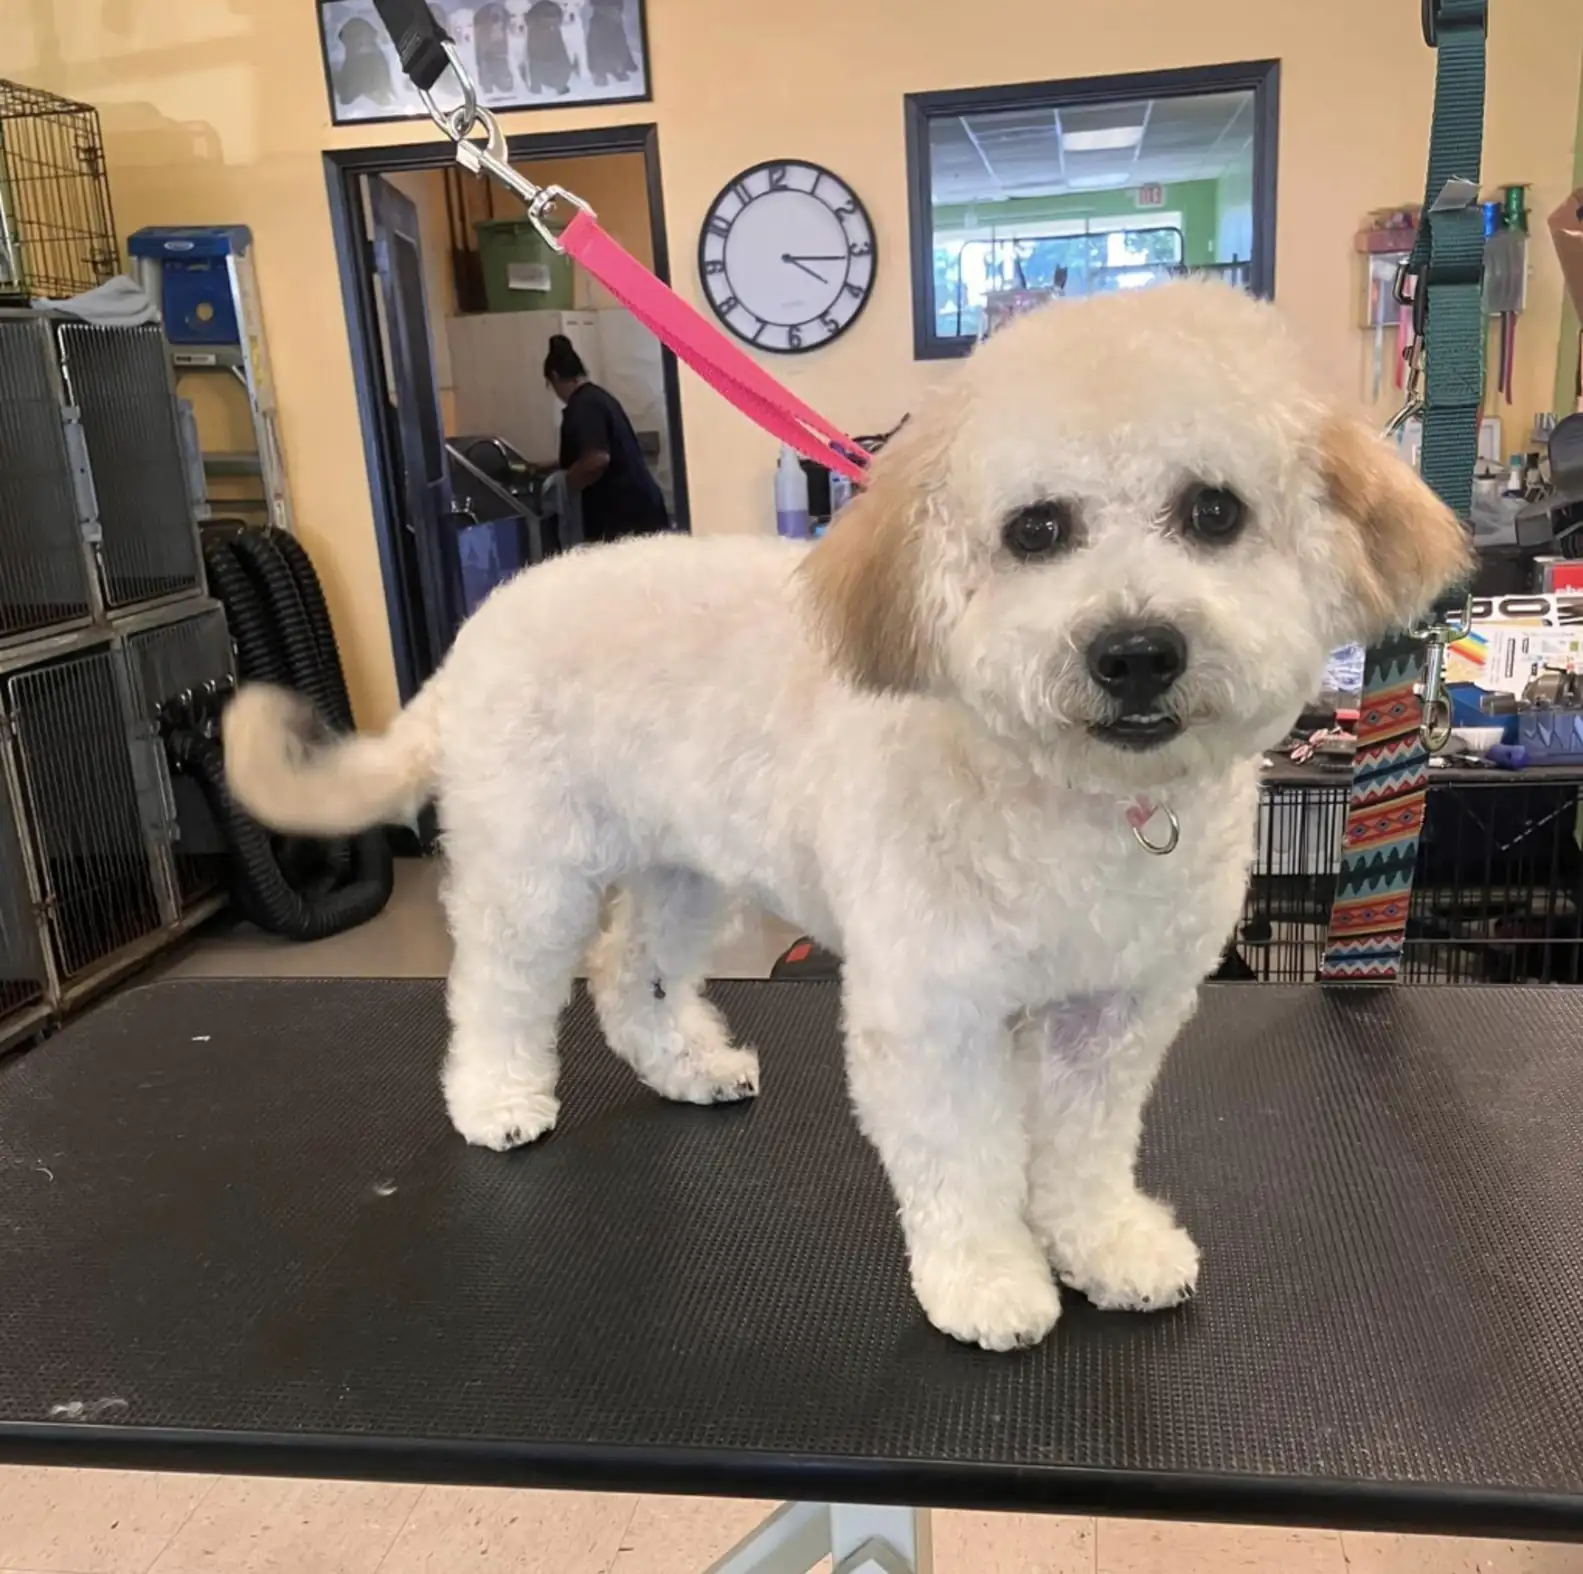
[1067,172,1130,190]
[1061,126,1144,152]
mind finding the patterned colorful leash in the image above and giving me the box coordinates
[1320,0,1487,981]
[371,0,870,487]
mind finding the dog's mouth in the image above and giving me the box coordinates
[1088,712,1183,751]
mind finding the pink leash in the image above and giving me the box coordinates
[559,211,871,488]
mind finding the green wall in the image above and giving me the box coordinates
[932,178,1222,267]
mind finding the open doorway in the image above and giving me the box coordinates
[325,125,688,705]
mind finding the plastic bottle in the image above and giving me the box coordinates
[829,469,854,519]
[775,444,811,540]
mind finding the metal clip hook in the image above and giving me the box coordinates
[1412,596,1472,750]
[426,95,596,252]
[416,41,480,144]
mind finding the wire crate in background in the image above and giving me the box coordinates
[1229,765,1583,985]
[0,601,233,1046]
[0,79,118,302]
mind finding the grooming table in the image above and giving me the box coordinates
[2,981,1582,1571]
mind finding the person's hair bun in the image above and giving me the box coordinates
[542,332,588,382]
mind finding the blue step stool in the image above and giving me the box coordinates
[128,226,253,346]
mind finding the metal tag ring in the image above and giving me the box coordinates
[1131,805,1180,856]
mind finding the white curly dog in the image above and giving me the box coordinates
[226,281,1469,1351]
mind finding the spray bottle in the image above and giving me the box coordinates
[775,444,811,539]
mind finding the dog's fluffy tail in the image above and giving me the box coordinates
[222,678,443,836]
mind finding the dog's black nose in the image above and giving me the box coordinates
[1086,624,1188,703]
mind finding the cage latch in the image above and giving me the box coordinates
[126,716,179,847]
[59,411,102,545]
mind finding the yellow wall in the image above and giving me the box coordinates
[10,0,1583,727]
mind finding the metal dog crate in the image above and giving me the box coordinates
[0,79,119,302]
[3,640,164,994]
[121,604,234,914]
[0,315,98,640]
[0,743,50,1047]
[0,600,231,1037]
[0,310,204,643]
[54,320,203,609]
[1232,765,1583,984]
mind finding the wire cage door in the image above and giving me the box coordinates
[55,322,203,610]
[4,645,164,989]
[0,744,49,1039]
[122,606,235,913]
[0,314,98,639]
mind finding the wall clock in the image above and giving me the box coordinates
[697,160,876,354]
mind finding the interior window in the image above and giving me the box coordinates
[905,62,1279,358]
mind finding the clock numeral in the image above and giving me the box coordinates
[749,317,768,343]
[834,199,858,217]
[706,214,732,238]
[731,179,753,207]
[767,164,789,189]
[821,314,841,335]
[844,283,865,299]
[717,295,741,316]
[787,324,804,349]
[703,258,726,275]
[848,241,873,257]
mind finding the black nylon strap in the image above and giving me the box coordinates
[372,0,452,93]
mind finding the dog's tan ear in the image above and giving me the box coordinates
[799,415,952,692]
[1320,414,1474,642]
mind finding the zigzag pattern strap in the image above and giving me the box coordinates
[1319,637,1433,981]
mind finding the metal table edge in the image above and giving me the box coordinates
[1,1422,1578,1540]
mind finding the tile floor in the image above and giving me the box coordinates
[3,1471,1582,1574]
[10,860,1574,1573]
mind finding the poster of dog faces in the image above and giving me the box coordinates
[320,0,649,123]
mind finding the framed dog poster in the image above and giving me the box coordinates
[318,0,651,126]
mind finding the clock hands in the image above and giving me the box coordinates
[782,252,846,284]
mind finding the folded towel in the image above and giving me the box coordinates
[33,275,159,327]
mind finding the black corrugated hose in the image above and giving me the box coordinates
[174,524,394,941]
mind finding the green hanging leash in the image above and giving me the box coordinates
[1320,0,1486,981]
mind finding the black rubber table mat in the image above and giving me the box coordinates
[1,979,1582,1537]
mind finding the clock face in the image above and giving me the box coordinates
[698,160,876,354]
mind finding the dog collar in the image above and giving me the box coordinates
[1126,797,1180,856]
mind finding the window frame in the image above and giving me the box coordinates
[904,59,1281,360]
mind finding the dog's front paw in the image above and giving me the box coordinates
[1048,1193,1199,1312]
[911,1236,1061,1352]
[443,1062,559,1151]
[631,1000,761,1106]
[648,1039,760,1106]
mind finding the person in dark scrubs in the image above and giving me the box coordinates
[543,335,668,543]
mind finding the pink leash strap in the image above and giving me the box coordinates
[559,210,871,487]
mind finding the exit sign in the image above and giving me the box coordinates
[1135,183,1165,208]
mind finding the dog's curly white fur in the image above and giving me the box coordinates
[225,282,1469,1350]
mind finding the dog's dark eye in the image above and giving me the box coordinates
[1003,502,1075,561]
[1181,485,1246,544]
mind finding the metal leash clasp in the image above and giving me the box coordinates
[421,51,595,252]
[1412,596,1471,750]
